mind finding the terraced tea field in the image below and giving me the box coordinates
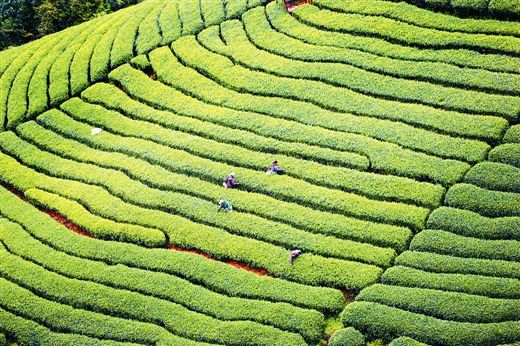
[0,0,519,345]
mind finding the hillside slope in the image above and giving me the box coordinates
[0,0,519,345]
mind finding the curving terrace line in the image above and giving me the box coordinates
[314,0,520,38]
[0,129,400,268]
[264,2,520,75]
[33,109,413,251]
[294,5,520,57]
[239,10,520,97]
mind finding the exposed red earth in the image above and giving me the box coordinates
[2,182,273,277]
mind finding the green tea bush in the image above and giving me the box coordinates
[0,275,205,345]
[0,218,324,342]
[26,188,166,247]
[504,125,520,143]
[342,302,520,346]
[445,183,520,217]
[226,0,248,19]
[74,89,443,212]
[200,0,225,26]
[201,22,519,123]
[294,5,520,59]
[69,19,114,96]
[61,97,431,228]
[382,266,520,299]
[396,251,520,280]
[159,1,182,44]
[489,143,520,168]
[328,327,365,346]
[0,245,306,345]
[130,54,151,70]
[110,1,156,67]
[357,283,520,323]
[0,184,345,312]
[178,0,204,35]
[143,52,470,185]
[314,0,520,36]
[6,35,57,127]
[0,153,382,289]
[427,206,520,240]
[0,306,134,346]
[136,6,163,55]
[85,83,370,170]
[16,120,397,267]
[389,336,428,346]
[37,108,412,252]
[0,40,48,130]
[265,2,520,75]
[464,161,520,193]
[243,8,520,109]
[410,229,520,261]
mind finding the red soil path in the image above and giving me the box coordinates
[2,182,272,277]
[168,243,273,277]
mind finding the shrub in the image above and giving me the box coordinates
[293,5,520,62]
[396,251,520,280]
[0,217,324,342]
[37,108,413,252]
[464,161,520,193]
[328,327,365,346]
[0,240,307,345]
[357,283,520,323]
[504,125,520,143]
[265,2,520,76]
[342,301,520,345]
[489,143,520,168]
[427,206,520,240]
[0,184,345,312]
[444,183,520,217]
[0,153,382,290]
[382,266,520,299]
[388,336,428,346]
[410,229,520,262]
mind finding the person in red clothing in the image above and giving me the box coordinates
[289,249,302,265]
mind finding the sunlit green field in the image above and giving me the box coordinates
[0,0,519,345]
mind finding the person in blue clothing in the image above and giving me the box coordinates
[217,199,233,212]
[266,160,284,175]
[289,249,302,265]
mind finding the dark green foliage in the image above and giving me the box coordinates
[342,302,520,346]
[0,0,141,50]
[410,229,520,262]
[427,206,520,240]
[357,283,520,323]
[0,185,345,312]
[396,251,520,280]
[328,327,365,346]
[382,266,520,299]
[445,183,520,217]
[489,143,520,168]
[464,161,520,193]
[389,337,428,346]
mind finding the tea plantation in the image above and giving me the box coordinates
[0,0,519,345]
